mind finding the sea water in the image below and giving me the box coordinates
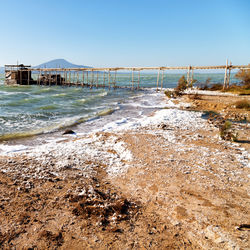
[0,72,239,141]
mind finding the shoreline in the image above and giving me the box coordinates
[0,91,249,248]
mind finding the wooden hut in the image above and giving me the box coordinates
[5,64,33,85]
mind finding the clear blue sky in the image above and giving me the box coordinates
[0,0,249,67]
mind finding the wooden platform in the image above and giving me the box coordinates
[4,62,250,90]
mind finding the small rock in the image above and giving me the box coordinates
[63,129,76,135]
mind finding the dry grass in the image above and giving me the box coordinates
[198,83,250,95]
[188,93,202,100]
[234,100,250,110]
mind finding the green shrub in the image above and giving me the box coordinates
[219,120,238,142]
[164,90,174,98]
[176,75,187,92]
[173,76,188,96]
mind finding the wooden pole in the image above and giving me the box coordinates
[223,59,228,90]
[28,69,30,85]
[138,70,140,89]
[96,71,99,88]
[60,71,62,85]
[114,71,117,88]
[227,62,232,88]
[187,66,190,87]
[77,71,79,85]
[49,71,51,86]
[91,70,94,87]
[44,71,46,85]
[55,70,57,85]
[131,70,134,90]
[156,68,160,91]
[108,70,111,89]
[191,68,194,87]
[38,70,41,85]
[86,71,88,86]
[20,69,22,85]
[161,70,164,90]
[103,71,105,87]
[69,71,71,86]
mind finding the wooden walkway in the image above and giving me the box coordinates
[5,61,249,90]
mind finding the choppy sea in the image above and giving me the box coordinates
[0,72,238,142]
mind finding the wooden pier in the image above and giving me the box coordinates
[4,62,250,90]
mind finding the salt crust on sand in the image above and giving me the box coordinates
[0,91,249,177]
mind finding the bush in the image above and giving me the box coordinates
[221,84,250,95]
[198,83,223,91]
[164,90,174,98]
[235,65,250,89]
[219,120,238,142]
[209,83,223,91]
[172,76,188,96]
[176,75,187,92]
[234,100,250,110]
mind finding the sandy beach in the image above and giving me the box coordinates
[0,91,249,249]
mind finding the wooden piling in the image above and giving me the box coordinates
[44,71,46,85]
[190,68,194,87]
[138,70,140,89]
[108,70,111,89]
[161,70,164,90]
[156,69,160,91]
[227,62,232,88]
[65,71,67,85]
[96,71,99,88]
[132,69,134,90]
[187,66,191,87]
[20,69,22,85]
[91,70,94,87]
[103,71,106,87]
[223,59,228,90]
[38,70,41,85]
[49,72,51,86]
[114,71,117,87]
[60,71,62,85]
[55,70,57,85]
[28,69,30,85]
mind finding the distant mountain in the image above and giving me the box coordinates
[0,59,91,74]
[34,59,91,69]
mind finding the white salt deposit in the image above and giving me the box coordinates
[183,88,238,96]
[0,90,248,179]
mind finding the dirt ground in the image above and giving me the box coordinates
[0,93,249,249]
[183,93,250,149]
